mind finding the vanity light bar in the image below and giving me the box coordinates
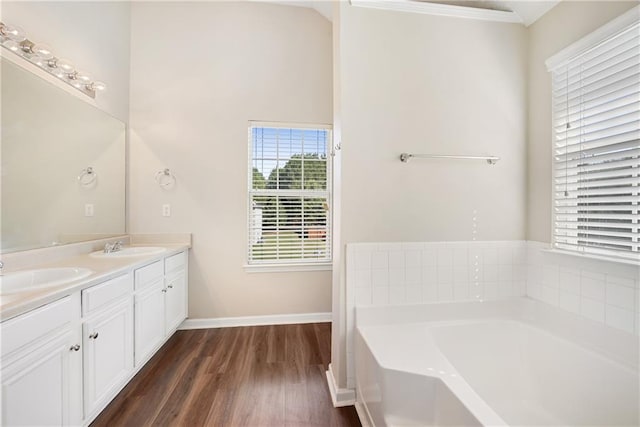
[0,21,106,98]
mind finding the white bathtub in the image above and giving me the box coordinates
[355,298,639,427]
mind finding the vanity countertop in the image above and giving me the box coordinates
[0,243,190,322]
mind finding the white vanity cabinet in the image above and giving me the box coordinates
[133,251,188,367]
[164,251,187,334]
[0,248,189,427]
[0,296,83,426]
[134,261,165,367]
[81,273,134,420]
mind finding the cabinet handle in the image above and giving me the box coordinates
[69,344,81,352]
[162,288,167,293]
[168,284,174,289]
[89,332,99,340]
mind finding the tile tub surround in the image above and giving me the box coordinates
[344,240,639,391]
[527,241,640,335]
[345,240,528,388]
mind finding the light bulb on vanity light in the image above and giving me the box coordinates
[30,43,54,59]
[0,23,26,42]
[86,81,106,92]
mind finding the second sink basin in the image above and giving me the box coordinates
[0,267,94,295]
[90,246,167,258]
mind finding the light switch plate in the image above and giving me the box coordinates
[162,204,171,217]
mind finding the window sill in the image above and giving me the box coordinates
[542,248,640,267]
[244,263,333,273]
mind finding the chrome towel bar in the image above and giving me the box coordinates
[400,153,500,165]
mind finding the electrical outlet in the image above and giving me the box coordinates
[85,204,94,217]
[162,204,171,217]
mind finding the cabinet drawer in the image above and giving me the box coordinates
[1,296,73,357]
[82,274,133,316]
[134,261,163,291]
[165,251,186,274]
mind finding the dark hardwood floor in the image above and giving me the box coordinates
[91,323,361,427]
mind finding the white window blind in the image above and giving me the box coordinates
[248,123,332,265]
[549,19,640,262]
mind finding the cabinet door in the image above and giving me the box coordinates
[134,280,165,367]
[83,299,133,418]
[1,330,81,426]
[165,271,186,334]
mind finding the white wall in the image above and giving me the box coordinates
[331,2,528,390]
[128,2,333,319]
[526,0,637,242]
[0,1,131,122]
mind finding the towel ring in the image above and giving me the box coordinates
[78,166,97,186]
[155,168,176,188]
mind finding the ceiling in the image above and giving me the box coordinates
[264,0,561,26]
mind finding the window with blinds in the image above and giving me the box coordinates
[248,123,332,265]
[548,17,639,262]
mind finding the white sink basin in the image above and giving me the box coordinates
[89,246,167,258]
[0,267,94,295]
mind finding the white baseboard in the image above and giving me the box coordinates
[354,402,372,427]
[178,312,331,329]
[326,363,356,407]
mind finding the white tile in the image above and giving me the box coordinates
[405,250,421,268]
[483,247,498,265]
[355,269,372,288]
[437,283,454,301]
[542,265,559,288]
[513,246,526,264]
[453,248,468,266]
[606,282,636,311]
[405,267,421,285]
[389,251,405,269]
[389,268,405,286]
[559,271,580,295]
[483,264,498,282]
[484,282,498,300]
[371,269,389,287]
[541,285,559,306]
[354,250,372,271]
[581,273,605,301]
[607,275,636,289]
[402,242,424,251]
[355,287,372,306]
[453,268,469,284]
[421,248,437,266]
[605,305,635,334]
[559,291,580,314]
[372,287,389,305]
[406,286,422,303]
[513,265,527,281]
[437,248,454,266]
[437,266,453,284]
[498,247,513,265]
[498,282,513,298]
[422,285,437,302]
[454,283,470,301]
[389,287,406,304]
[378,243,402,251]
[527,282,541,300]
[421,266,437,285]
[514,281,527,296]
[468,247,483,264]
[470,282,484,300]
[581,297,605,323]
[371,251,389,269]
[498,265,513,282]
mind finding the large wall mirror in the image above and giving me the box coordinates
[1,57,126,253]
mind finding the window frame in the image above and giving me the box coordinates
[546,6,640,264]
[245,121,333,271]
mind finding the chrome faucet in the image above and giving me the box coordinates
[103,241,123,253]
